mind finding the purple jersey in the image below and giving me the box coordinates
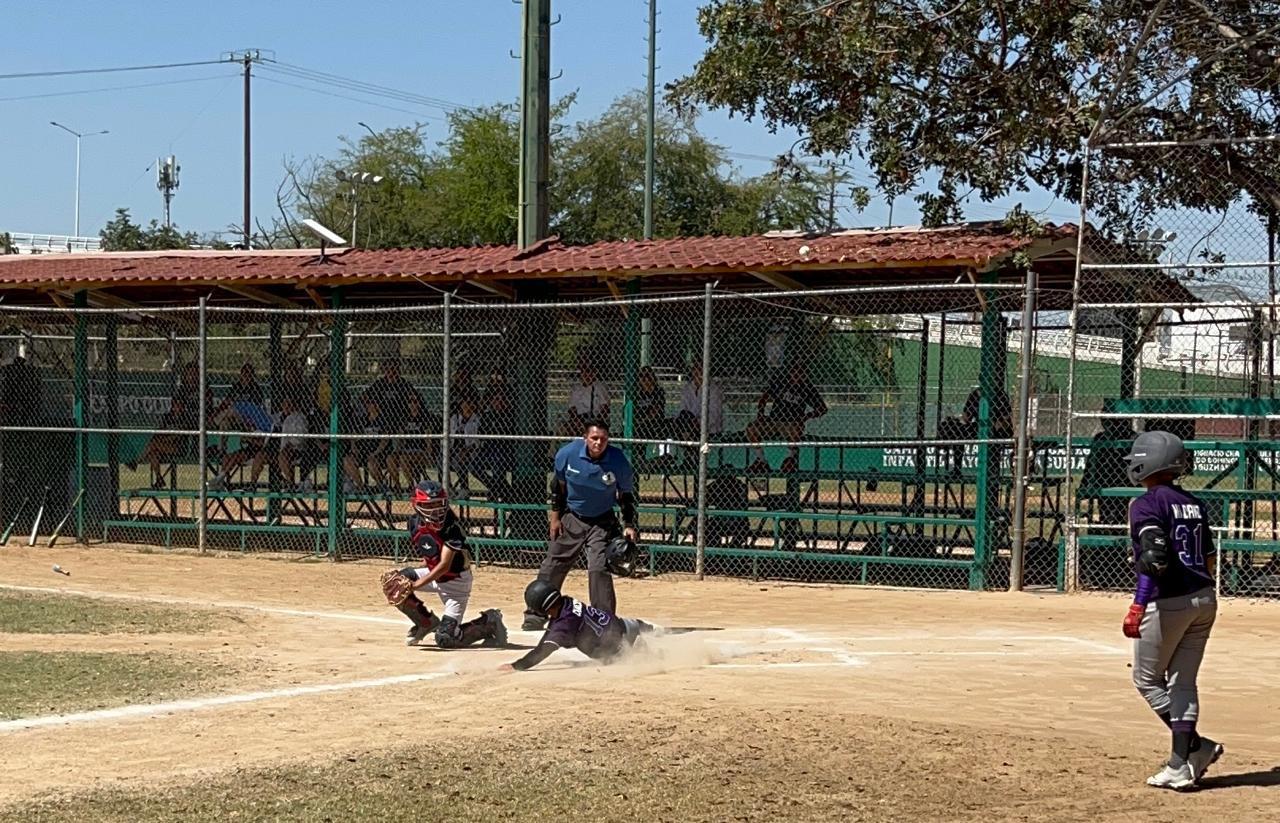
[1129,484,1215,603]
[510,597,626,670]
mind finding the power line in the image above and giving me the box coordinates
[0,59,225,81]
[255,75,442,120]
[262,61,477,114]
[0,73,237,103]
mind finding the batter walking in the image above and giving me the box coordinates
[1122,431,1223,791]
[523,417,638,631]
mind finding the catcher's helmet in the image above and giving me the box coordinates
[605,535,638,577]
[411,480,448,524]
[524,579,562,617]
[1124,430,1188,484]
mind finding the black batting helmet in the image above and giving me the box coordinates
[524,579,562,617]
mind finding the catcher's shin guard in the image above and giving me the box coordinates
[396,595,440,632]
[437,612,503,648]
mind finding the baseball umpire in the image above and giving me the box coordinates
[522,416,639,631]
[1122,431,1223,791]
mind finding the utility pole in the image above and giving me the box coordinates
[225,49,262,249]
[643,0,657,240]
[825,163,838,232]
[519,0,551,248]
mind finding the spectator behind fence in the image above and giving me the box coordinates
[672,359,724,441]
[480,370,515,500]
[632,366,667,442]
[391,392,438,492]
[1081,417,1135,526]
[210,394,274,489]
[364,357,420,432]
[343,395,391,492]
[128,362,209,486]
[448,395,482,498]
[245,394,311,488]
[745,360,827,474]
[0,353,42,426]
[554,358,611,450]
[213,362,265,422]
[939,386,1014,473]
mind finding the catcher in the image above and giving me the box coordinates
[379,480,507,648]
[500,579,655,671]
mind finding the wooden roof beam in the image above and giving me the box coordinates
[748,269,805,290]
[468,278,515,301]
[221,284,297,308]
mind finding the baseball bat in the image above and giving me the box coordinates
[28,485,50,547]
[48,489,85,548]
[0,495,31,546]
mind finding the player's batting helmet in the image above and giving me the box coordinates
[524,579,562,617]
[411,480,448,524]
[1124,430,1188,484]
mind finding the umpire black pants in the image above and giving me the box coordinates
[528,511,619,618]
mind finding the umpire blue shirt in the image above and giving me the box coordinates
[554,440,635,518]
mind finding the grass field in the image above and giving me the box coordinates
[2,546,1279,822]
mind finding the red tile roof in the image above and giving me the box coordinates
[0,223,1069,288]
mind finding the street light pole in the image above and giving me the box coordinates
[334,170,384,248]
[50,121,108,237]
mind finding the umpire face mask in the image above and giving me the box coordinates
[584,426,609,460]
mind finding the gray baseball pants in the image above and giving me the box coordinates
[1133,586,1217,724]
[535,511,618,613]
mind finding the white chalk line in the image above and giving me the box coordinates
[0,671,449,734]
[0,583,405,626]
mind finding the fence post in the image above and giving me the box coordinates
[197,297,208,554]
[1009,269,1037,592]
[622,279,640,460]
[440,292,452,493]
[72,291,87,541]
[694,283,713,579]
[970,271,1003,590]
[104,313,120,519]
[327,289,346,559]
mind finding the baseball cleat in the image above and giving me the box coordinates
[1188,738,1224,782]
[1146,763,1196,791]
[405,625,431,647]
[482,609,508,647]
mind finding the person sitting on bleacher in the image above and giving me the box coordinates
[633,366,667,444]
[448,395,482,498]
[364,358,421,436]
[244,394,311,490]
[553,357,611,450]
[129,362,208,488]
[343,395,391,493]
[390,392,438,493]
[212,362,265,423]
[209,394,274,489]
[745,360,827,474]
[671,359,724,441]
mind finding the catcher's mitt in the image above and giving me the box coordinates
[380,569,415,606]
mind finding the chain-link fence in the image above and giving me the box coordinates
[0,281,1042,591]
[1067,135,1280,599]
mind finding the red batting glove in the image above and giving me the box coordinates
[1122,603,1145,639]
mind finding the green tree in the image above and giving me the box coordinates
[99,208,198,251]
[274,92,836,249]
[670,1,1280,226]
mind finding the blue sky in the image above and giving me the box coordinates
[2,0,1069,241]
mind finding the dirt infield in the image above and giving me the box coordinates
[1,545,1279,821]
